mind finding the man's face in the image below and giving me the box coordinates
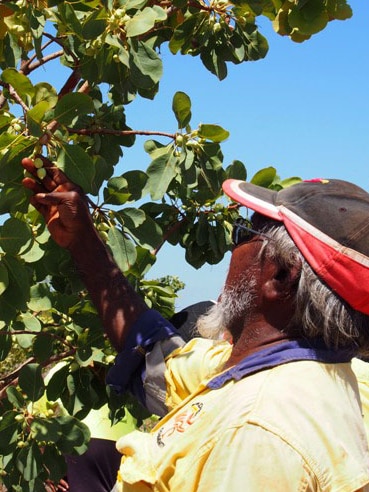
[202,233,273,342]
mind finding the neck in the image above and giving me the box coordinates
[224,322,295,368]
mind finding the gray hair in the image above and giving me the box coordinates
[260,223,369,357]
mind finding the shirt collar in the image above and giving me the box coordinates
[207,338,355,390]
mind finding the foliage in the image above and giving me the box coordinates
[0,0,351,489]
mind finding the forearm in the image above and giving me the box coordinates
[69,227,148,352]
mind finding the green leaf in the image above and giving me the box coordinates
[26,100,52,137]
[19,311,41,333]
[144,139,168,157]
[30,417,62,446]
[28,283,52,312]
[81,7,107,39]
[196,213,209,247]
[0,181,31,215]
[0,134,37,182]
[169,13,207,55]
[129,214,163,250]
[120,207,146,228]
[198,124,230,143]
[33,334,54,362]
[125,6,167,37]
[6,386,25,410]
[20,239,45,263]
[200,49,228,81]
[58,144,96,194]
[288,0,329,36]
[107,226,137,272]
[54,415,90,454]
[57,2,83,37]
[226,160,247,180]
[0,218,32,255]
[128,245,156,277]
[326,0,352,20]
[103,176,130,205]
[0,329,12,361]
[46,365,69,402]
[279,176,302,188]
[130,41,163,89]
[147,152,178,200]
[33,82,58,106]
[1,255,30,312]
[16,441,43,481]
[18,363,45,402]
[0,411,18,454]
[1,68,34,104]
[122,170,149,201]
[0,132,18,152]
[53,93,95,126]
[172,92,192,128]
[76,345,93,363]
[251,166,277,187]
[0,261,9,295]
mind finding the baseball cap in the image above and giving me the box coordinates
[222,178,369,316]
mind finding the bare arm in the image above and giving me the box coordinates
[22,157,148,352]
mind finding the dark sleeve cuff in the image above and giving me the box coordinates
[106,309,180,399]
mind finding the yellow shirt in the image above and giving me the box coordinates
[352,357,369,443]
[113,339,369,492]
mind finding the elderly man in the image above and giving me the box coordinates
[22,157,369,491]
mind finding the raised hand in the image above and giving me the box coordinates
[22,156,95,251]
[22,155,147,351]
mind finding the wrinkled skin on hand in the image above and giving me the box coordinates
[22,156,95,251]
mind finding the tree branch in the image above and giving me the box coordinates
[0,348,77,400]
[22,50,64,76]
[0,81,29,112]
[66,127,176,139]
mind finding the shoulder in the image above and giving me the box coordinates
[164,338,232,410]
[246,361,369,491]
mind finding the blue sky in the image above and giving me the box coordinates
[119,0,369,309]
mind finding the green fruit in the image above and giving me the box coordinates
[37,168,47,179]
[34,157,44,169]
[175,134,184,147]
[98,230,108,241]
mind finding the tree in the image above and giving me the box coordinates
[0,0,352,489]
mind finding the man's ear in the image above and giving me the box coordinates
[263,263,301,301]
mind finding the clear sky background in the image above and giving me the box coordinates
[118,0,369,309]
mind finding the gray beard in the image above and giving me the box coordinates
[196,276,257,341]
